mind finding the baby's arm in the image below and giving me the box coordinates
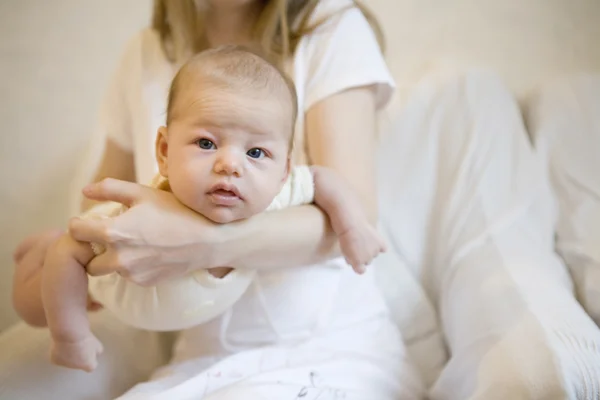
[41,234,103,372]
[310,165,386,273]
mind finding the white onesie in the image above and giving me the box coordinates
[85,165,315,331]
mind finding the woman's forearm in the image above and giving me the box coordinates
[216,204,340,270]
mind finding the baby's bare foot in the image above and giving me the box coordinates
[339,224,386,274]
[50,335,103,372]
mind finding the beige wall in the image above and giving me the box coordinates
[367,0,600,97]
[0,0,151,331]
[1,0,599,332]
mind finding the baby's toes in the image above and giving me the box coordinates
[51,336,103,372]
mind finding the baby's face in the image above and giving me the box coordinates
[157,82,293,224]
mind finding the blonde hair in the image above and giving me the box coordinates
[152,0,384,65]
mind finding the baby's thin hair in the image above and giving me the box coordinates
[166,45,298,137]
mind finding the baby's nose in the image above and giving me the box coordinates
[214,151,242,176]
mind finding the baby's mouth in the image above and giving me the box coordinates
[212,189,237,197]
[207,187,242,206]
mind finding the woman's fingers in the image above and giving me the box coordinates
[82,178,145,208]
[68,217,111,244]
[85,254,118,277]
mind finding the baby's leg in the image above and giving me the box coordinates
[42,234,103,372]
[311,166,386,273]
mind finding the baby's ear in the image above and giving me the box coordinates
[155,126,169,178]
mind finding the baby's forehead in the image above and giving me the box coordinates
[184,68,291,101]
[175,70,294,113]
[176,76,293,116]
[174,80,293,136]
[167,48,297,140]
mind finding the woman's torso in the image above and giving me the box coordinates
[110,0,395,359]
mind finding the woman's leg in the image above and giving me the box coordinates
[379,69,600,399]
[0,310,172,400]
[117,318,425,400]
[526,75,600,326]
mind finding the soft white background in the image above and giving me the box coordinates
[0,0,599,332]
[0,0,152,331]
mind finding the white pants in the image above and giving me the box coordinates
[376,69,600,399]
[117,317,423,400]
[2,70,600,399]
[525,74,600,327]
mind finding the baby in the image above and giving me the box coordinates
[17,46,385,372]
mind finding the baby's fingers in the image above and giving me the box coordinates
[353,262,366,275]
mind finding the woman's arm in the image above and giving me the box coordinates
[71,86,380,283]
[218,86,379,270]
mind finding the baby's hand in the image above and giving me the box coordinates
[338,223,387,274]
[50,335,103,372]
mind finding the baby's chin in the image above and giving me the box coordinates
[184,199,270,224]
[201,206,253,225]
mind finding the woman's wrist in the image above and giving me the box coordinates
[209,204,339,271]
[209,216,256,268]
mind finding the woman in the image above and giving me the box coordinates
[5,0,600,398]
[6,0,424,399]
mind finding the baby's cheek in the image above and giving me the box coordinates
[251,188,281,214]
[170,176,204,212]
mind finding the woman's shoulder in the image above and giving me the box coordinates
[298,0,383,58]
[307,0,371,32]
[293,0,394,111]
[297,0,386,65]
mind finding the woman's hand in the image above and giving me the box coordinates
[68,178,225,287]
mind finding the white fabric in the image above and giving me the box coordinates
[525,74,600,326]
[376,69,600,399]
[85,166,315,331]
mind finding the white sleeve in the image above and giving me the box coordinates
[303,3,395,111]
[267,165,315,211]
[88,269,255,332]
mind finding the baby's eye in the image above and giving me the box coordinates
[196,139,215,150]
[247,148,264,159]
